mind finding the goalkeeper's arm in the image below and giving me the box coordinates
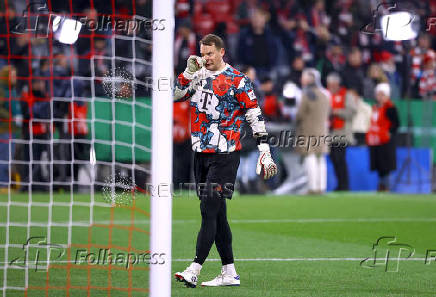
[174,55,204,102]
[236,76,278,179]
[245,107,278,179]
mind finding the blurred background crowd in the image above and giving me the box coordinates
[0,0,435,194]
[171,0,436,194]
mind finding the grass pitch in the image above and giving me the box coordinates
[1,192,436,296]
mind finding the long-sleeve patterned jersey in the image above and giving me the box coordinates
[174,63,265,153]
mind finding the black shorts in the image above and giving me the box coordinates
[193,151,240,199]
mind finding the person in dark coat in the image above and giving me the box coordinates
[237,8,279,79]
[365,83,399,192]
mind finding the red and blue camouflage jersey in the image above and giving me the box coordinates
[174,64,261,153]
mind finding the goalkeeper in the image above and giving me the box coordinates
[173,34,277,288]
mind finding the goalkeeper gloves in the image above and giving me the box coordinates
[256,143,278,180]
[184,55,205,78]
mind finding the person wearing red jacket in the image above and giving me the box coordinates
[366,83,399,192]
[326,72,356,191]
[67,100,89,183]
[173,100,192,188]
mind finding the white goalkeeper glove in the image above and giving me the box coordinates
[184,55,205,78]
[256,143,278,180]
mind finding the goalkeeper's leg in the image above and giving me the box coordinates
[215,201,233,266]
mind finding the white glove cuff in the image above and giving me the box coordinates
[183,70,194,80]
[258,143,270,152]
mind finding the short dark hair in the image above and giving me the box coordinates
[199,34,225,50]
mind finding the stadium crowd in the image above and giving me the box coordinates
[172,0,436,194]
[0,0,435,193]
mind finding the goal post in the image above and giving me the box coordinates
[150,0,174,296]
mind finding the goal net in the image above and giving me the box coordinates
[0,0,173,296]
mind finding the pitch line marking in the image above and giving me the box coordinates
[88,217,436,225]
[174,257,428,262]
[0,257,428,266]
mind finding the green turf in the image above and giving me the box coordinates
[1,192,436,296]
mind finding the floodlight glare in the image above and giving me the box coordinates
[53,16,82,44]
[381,11,418,41]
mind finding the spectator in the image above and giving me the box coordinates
[281,81,302,121]
[362,63,388,100]
[342,47,365,95]
[326,72,356,191]
[411,34,434,97]
[308,0,330,29]
[329,0,354,45]
[350,89,372,146]
[379,51,402,100]
[259,76,282,190]
[0,65,20,190]
[295,68,330,194]
[288,55,305,88]
[288,14,317,66]
[419,50,436,100]
[68,99,90,187]
[174,20,197,75]
[79,37,111,96]
[235,0,259,28]
[366,83,399,192]
[21,79,52,191]
[318,44,346,87]
[52,47,75,185]
[260,77,282,121]
[173,99,192,189]
[11,34,31,95]
[237,65,262,194]
[237,8,279,79]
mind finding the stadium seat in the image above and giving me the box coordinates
[193,13,216,36]
[204,0,232,23]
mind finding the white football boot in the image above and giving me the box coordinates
[174,262,201,288]
[201,265,240,287]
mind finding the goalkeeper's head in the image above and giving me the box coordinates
[199,34,226,72]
